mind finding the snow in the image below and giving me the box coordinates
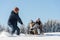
[0,31,60,40]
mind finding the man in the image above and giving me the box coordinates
[35,18,43,34]
[8,7,23,35]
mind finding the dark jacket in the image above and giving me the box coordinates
[8,11,23,26]
[36,21,41,25]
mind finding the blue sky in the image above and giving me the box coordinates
[0,0,60,26]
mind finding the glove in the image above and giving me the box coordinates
[22,24,25,26]
[21,24,25,28]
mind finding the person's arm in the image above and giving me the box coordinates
[17,15,23,25]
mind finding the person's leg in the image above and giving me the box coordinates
[39,25,43,33]
[11,27,16,35]
[16,26,20,35]
[34,29,38,35]
[8,24,16,35]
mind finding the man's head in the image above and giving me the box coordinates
[36,18,40,22]
[13,7,19,14]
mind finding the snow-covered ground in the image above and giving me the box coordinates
[0,31,60,40]
[0,36,60,40]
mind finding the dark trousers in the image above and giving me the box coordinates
[8,24,20,35]
[39,25,43,33]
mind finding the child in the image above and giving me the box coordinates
[8,7,23,35]
[35,18,43,34]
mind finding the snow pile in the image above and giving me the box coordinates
[0,31,8,37]
[44,32,60,36]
